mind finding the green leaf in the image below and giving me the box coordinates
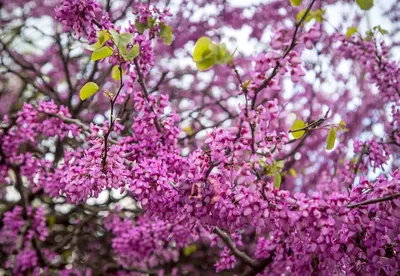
[46,215,56,227]
[356,0,374,10]
[192,36,232,70]
[375,25,389,35]
[118,33,133,48]
[296,9,313,23]
[290,0,302,6]
[290,119,306,139]
[193,37,213,62]
[91,46,113,61]
[242,80,251,90]
[109,30,137,61]
[121,44,140,61]
[275,160,285,170]
[346,27,358,39]
[159,24,173,45]
[215,43,232,64]
[182,125,194,136]
[274,172,282,189]
[259,158,268,168]
[80,82,99,101]
[183,244,197,256]
[88,30,110,51]
[326,128,337,150]
[289,168,297,178]
[147,17,156,29]
[110,30,132,49]
[111,65,125,81]
[196,57,216,71]
[313,9,325,23]
[109,30,120,44]
[365,29,374,41]
[193,36,216,71]
[135,21,148,33]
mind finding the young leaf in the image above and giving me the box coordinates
[259,158,268,169]
[193,36,216,71]
[97,30,109,47]
[109,30,132,50]
[346,27,358,39]
[326,128,337,150]
[313,9,325,22]
[135,21,148,33]
[159,24,173,45]
[118,33,133,48]
[289,168,297,178]
[147,17,156,29]
[356,0,374,10]
[121,44,140,61]
[91,46,113,61]
[111,65,125,81]
[274,172,282,189]
[193,37,213,61]
[88,30,110,51]
[275,160,285,171]
[242,80,251,90]
[183,244,197,256]
[296,9,313,23]
[215,43,232,64]
[109,30,120,44]
[290,0,302,6]
[80,82,99,101]
[375,25,388,35]
[109,31,137,61]
[182,125,194,136]
[196,57,216,71]
[290,119,306,139]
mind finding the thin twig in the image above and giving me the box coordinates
[251,0,317,109]
[347,193,400,209]
[149,71,169,93]
[133,58,164,135]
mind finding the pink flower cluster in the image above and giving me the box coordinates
[55,0,101,41]
[2,0,400,274]
[105,214,194,269]
[132,4,173,38]
[354,138,390,171]
[1,206,49,274]
[214,247,236,272]
[60,126,129,203]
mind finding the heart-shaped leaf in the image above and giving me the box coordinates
[80,82,99,101]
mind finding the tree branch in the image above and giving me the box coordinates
[347,193,400,209]
[214,227,258,268]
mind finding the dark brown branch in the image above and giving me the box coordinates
[55,33,74,108]
[214,226,274,275]
[102,65,124,170]
[149,71,169,93]
[240,257,273,276]
[347,193,400,209]
[214,227,258,268]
